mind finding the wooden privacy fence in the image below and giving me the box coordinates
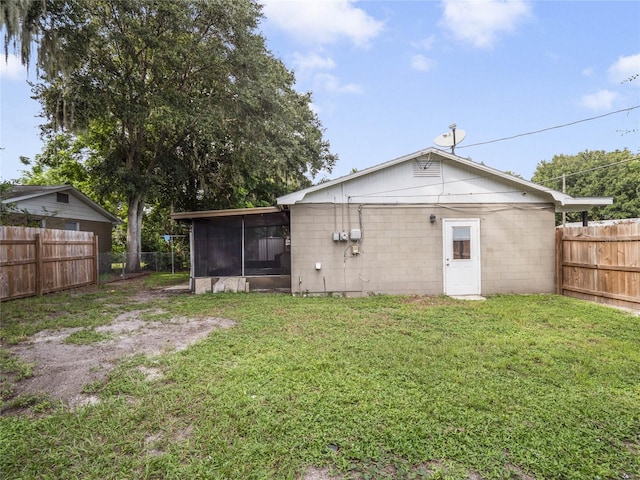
[556,223,640,310]
[1,226,98,301]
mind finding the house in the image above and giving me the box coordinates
[172,148,612,296]
[1,185,121,253]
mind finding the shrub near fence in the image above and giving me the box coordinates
[0,226,98,301]
[556,222,640,310]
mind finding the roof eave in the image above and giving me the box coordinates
[555,197,614,212]
[171,206,282,221]
[2,185,69,203]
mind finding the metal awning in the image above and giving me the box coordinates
[171,206,282,221]
[553,196,614,212]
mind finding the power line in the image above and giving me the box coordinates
[537,157,637,185]
[457,105,640,149]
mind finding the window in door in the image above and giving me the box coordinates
[452,226,471,260]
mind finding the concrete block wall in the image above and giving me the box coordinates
[289,203,556,296]
[479,206,556,294]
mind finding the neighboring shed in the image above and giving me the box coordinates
[173,148,612,296]
[1,185,121,253]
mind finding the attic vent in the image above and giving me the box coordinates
[414,159,441,177]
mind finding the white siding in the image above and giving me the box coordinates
[299,155,549,205]
[13,192,112,223]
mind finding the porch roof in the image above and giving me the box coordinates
[171,206,282,221]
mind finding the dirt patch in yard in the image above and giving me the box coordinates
[4,282,235,411]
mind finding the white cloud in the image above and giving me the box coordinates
[261,0,384,47]
[292,52,336,73]
[411,54,436,72]
[608,53,640,85]
[0,54,28,80]
[313,73,363,94]
[439,0,532,49]
[580,89,619,111]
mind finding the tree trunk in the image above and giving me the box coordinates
[126,192,145,273]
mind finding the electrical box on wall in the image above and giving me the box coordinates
[350,229,361,241]
[332,232,340,242]
[340,231,348,241]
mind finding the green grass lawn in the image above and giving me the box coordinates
[1,277,639,479]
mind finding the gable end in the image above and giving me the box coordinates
[413,159,441,177]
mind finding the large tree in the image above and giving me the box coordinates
[1,0,45,65]
[4,0,336,271]
[18,133,93,189]
[532,149,640,222]
[18,133,190,255]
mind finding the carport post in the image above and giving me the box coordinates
[241,218,245,277]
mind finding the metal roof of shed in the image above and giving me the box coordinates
[170,206,282,221]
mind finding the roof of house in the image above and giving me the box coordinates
[2,184,122,224]
[276,148,613,213]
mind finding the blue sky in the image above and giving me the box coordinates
[1,0,639,183]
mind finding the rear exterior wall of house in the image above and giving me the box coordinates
[289,203,556,296]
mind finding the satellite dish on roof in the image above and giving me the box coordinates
[434,123,466,154]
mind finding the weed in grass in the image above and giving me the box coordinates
[143,272,190,288]
[1,392,59,414]
[0,348,34,401]
[80,379,105,395]
[0,348,33,382]
[64,328,113,345]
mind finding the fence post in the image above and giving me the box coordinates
[35,233,43,296]
[93,235,99,286]
[555,228,563,295]
[171,238,175,275]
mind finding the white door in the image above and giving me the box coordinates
[443,219,481,295]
